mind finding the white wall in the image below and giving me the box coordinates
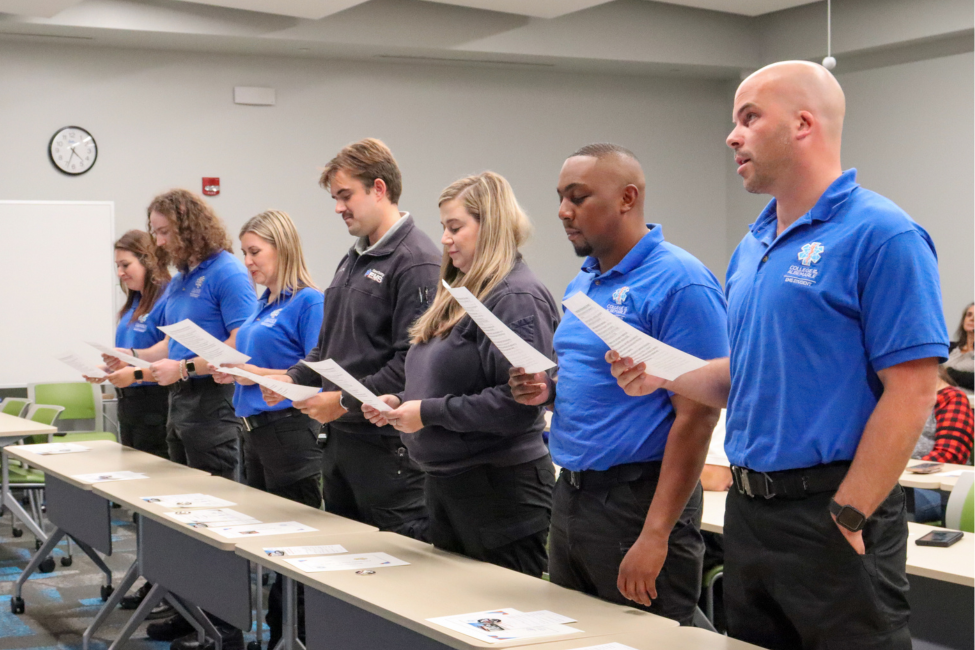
[724,53,974,326]
[0,42,731,300]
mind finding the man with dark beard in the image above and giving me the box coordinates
[509,143,728,625]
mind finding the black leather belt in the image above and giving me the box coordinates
[242,407,301,432]
[561,461,660,491]
[118,385,169,399]
[731,462,851,500]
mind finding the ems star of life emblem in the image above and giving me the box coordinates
[798,242,825,266]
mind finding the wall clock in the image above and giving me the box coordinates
[49,126,97,175]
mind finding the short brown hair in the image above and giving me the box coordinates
[146,189,233,272]
[319,138,403,205]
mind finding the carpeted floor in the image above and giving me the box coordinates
[0,504,267,650]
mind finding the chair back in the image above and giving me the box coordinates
[945,472,975,533]
[0,397,31,418]
[23,404,65,444]
[27,382,102,432]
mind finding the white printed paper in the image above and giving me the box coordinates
[263,545,347,557]
[22,443,90,455]
[300,359,392,412]
[55,351,106,378]
[562,292,707,381]
[441,281,556,374]
[165,509,260,527]
[210,521,317,539]
[284,552,408,572]
[140,494,237,509]
[86,342,152,369]
[218,366,321,402]
[72,471,149,483]
[159,319,250,365]
[427,608,582,644]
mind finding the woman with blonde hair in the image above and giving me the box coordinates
[210,210,323,649]
[363,171,560,577]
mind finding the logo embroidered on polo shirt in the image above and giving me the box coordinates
[190,275,206,298]
[261,308,283,328]
[134,313,150,333]
[364,269,385,284]
[606,286,630,316]
[798,242,825,266]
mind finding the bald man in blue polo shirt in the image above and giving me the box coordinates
[511,143,729,625]
[609,62,949,649]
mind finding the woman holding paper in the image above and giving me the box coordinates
[209,210,325,506]
[89,230,171,458]
[363,172,560,577]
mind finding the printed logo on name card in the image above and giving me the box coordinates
[190,275,206,298]
[364,269,385,284]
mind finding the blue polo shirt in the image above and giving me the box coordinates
[164,250,257,361]
[725,169,949,472]
[233,287,324,417]
[116,286,169,387]
[551,225,730,471]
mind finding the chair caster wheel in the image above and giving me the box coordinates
[61,556,73,567]
[12,527,23,537]
[101,584,114,601]
[11,596,25,614]
[247,642,262,650]
[39,557,56,573]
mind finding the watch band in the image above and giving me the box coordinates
[829,498,867,532]
[186,361,197,378]
[134,369,144,382]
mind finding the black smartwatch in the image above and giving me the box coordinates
[186,361,198,378]
[829,498,867,532]
[134,370,144,382]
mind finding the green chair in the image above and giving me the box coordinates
[0,397,32,418]
[27,382,103,432]
[945,472,974,533]
[703,564,724,625]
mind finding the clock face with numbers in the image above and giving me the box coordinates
[49,126,98,175]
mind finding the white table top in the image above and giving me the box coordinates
[94,471,376,551]
[5,439,206,490]
[0,412,57,438]
[237,531,678,649]
[522,627,764,649]
[700,488,974,587]
[899,459,973,491]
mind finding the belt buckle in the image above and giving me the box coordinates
[736,467,774,499]
[242,417,253,432]
[565,470,582,489]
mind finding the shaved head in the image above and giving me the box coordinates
[727,61,846,199]
[739,61,846,142]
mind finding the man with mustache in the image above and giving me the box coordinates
[263,138,440,541]
[510,143,728,625]
[608,62,949,649]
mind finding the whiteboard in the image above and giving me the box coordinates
[0,201,117,388]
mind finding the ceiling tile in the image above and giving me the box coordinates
[420,0,616,19]
[168,0,370,20]
[0,0,84,18]
[650,0,820,17]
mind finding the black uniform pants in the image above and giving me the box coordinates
[117,386,169,459]
[321,426,428,541]
[247,412,324,647]
[549,463,705,626]
[425,455,554,578]
[724,485,911,650]
[167,379,240,480]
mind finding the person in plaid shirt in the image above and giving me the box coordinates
[914,366,974,465]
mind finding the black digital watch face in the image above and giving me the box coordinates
[836,507,865,531]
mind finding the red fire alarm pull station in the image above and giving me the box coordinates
[203,177,220,196]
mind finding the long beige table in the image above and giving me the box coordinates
[0,412,58,539]
[236,531,678,650]
[520,627,763,649]
[4,440,210,649]
[900,459,974,491]
[94,471,376,650]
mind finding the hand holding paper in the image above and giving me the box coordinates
[562,292,706,381]
[218,366,321,402]
[159,320,250,365]
[441,281,556,374]
[56,352,107,378]
[300,359,392,412]
[87,342,152,369]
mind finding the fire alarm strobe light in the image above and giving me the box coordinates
[203,177,220,196]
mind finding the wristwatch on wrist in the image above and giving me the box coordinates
[829,498,867,532]
[186,361,197,378]
[134,370,144,382]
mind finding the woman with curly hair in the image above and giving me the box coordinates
[109,189,256,650]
